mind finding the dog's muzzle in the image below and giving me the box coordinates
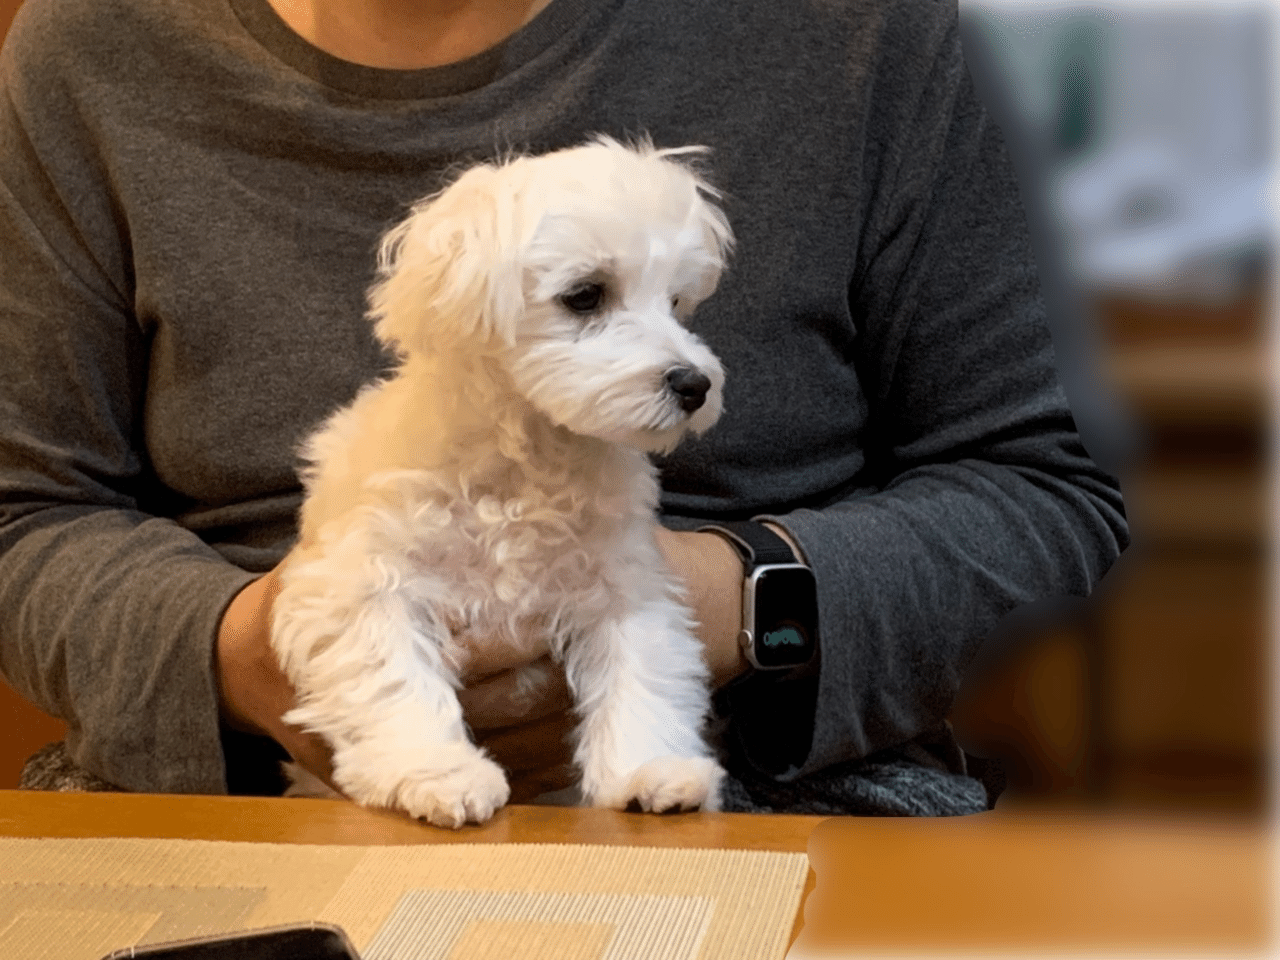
[665,367,712,413]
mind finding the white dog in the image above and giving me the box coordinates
[271,137,733,828]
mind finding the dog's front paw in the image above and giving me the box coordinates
[394,754,511,829]
[590,756,725,813]
[334,744,511,828]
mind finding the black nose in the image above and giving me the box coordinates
[665,367,711,413]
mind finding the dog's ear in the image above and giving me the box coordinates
[368,163,524,356]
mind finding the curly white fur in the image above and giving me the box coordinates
[272,137,733,827]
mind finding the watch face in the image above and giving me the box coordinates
[751,565,818,668]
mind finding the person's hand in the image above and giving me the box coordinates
[458,657,578,803]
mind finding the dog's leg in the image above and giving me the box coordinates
[566,588,725,813]
[272,542,509,828]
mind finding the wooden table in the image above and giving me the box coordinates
[0,788,819,852]
[0,791,1270,956]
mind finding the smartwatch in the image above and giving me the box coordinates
[697,520,818,670]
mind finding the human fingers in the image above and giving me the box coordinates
[458,636,557,685]
[475,709,577,773]
[459,659,578,803]
[475,710,579,803]
[504,764,580,805]
[458,656,573,732]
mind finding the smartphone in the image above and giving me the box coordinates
[99,922,361,959]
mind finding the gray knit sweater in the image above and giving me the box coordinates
[0,0,1126,814]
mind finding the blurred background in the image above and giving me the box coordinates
[952,0,1272,814]
[0,0,1273,815]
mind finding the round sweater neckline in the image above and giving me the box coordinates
[227,0,612,100]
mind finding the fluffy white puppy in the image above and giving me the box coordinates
[272,137,733,828]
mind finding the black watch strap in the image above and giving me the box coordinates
[697,520,798,567]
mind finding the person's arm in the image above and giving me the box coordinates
[0,2,254,793]
[707,7,1127,779]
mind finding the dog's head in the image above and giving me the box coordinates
[369,136,732,454]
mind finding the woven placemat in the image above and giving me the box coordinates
[0,838,809,960]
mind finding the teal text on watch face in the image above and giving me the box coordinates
[753,566,818,667]
[763,625,806,647]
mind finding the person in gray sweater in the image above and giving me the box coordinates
[0,0,1127,815]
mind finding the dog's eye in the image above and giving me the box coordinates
[560,283,605,314]
[671,296,680,310]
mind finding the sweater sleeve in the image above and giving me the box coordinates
[0,1,253,793]
[723,6,1127,778]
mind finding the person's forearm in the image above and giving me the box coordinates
[770,455,1125,773]
[0,505,254,792]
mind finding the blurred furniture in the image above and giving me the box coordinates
[1092,291,1267,809]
